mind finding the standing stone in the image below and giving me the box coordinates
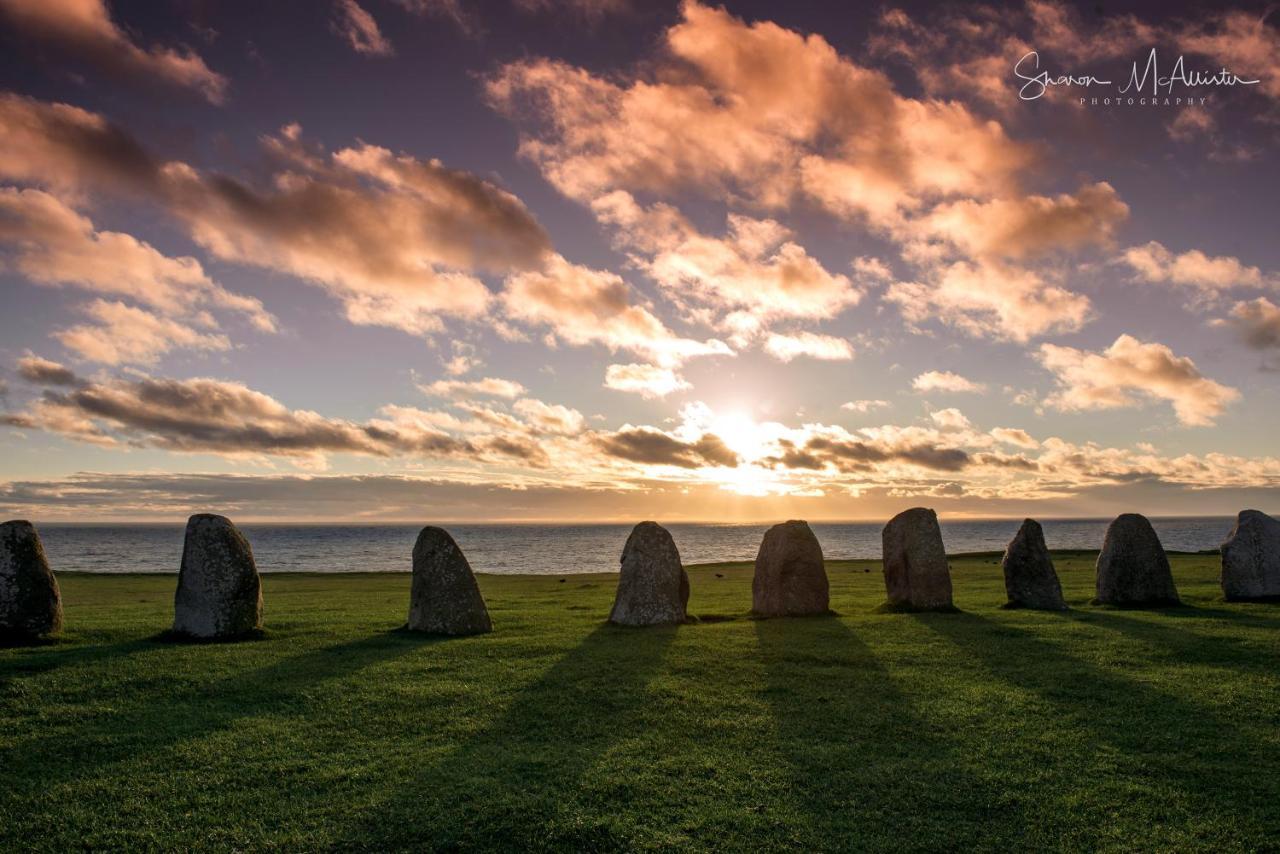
[1095,513,1179,606]
[173,514,263,639]
[0,521,62,639]
[882,508,954,611]
[1001,519,1067,611]
[609,522,689,626]
[1219,509,1280,601]
[407,527,491,635]
[752,520,829,617]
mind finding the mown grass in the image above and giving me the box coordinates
[2,553,1278,851]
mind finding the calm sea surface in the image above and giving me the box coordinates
[35,518,1234,575]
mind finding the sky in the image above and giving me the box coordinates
[0,0,1277,522]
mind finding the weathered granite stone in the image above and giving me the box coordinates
[1002,519,1067,610]
[0,520,62,639]
[172,514,263,639]
[882,508,954,611]
[1219,509,1280,601]
[609,522,689,626]
[1095,513,1179,606]
[407,527,492,635]
[752,520,829,617]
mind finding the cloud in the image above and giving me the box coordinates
[1037,334,1240,427]
[0,186,276,334]
[1177,11,1280,100]
[1217,297,1280,352]
[16,355,81,386]
[0,96,553,336]
[418,377,526,399]
[603,363,690,399]
[0,93,169,195]
[930,408,971,430]
[501,253,731,366]
[486,0,1031,222]
[593,191,861,337]
[773,433,971,473]
[592,427,739,469]
[885,260,1091,342]
[3,361,556,466]
[912,371,986,393]
[54,300,231,366]
[910,183,1129,261]
[332,0,393,56]
[511,398,585,435]
[763,332,853,362]
[1120,241,1269,296]
[0,0,227,103]
[990,427,1039,449]
[840,399,890,413]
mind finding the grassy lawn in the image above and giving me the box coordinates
[2,552,1278,851]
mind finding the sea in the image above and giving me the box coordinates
[35,517,1235,575]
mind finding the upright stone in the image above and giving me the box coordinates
[1001,519,1066,610]
[752,520,829,617]
[882,508,954,611]
[1095,513,1179,606]
[1219,509,1280,601]
[609,522,689,626]
[0,520,62,640]
[173,514,263,639]
[407,527,492,635]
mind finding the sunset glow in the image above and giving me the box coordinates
[0,0,1277,521]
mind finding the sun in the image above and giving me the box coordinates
[709,411,769,462]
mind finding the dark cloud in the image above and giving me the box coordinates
[6,362,547,466]
[770,435,972,473]
[592,427,739,469]
[16,355,82,387]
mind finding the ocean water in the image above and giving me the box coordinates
[33,517,1235,575]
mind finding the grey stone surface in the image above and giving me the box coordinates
[407,526,492,636]
[1219,509,1280,601]
[173,514,263,638]
[882,508,954,610]
[1095,513,1179,606]
[1002,519,1067,610]
[0,520,62,639]
[609,522,689,626]
[752,520,829,617]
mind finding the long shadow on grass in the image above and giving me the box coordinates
[920,612,1280,841]
[334,622,677,851]
[752,615,1008,848]
[0,630,436,792]
[1067,609,1280,674]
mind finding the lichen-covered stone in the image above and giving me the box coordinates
[882,508,953,611]
[407,527,491,636]
[1002,519,1067,611]
[752,520,829,617]
[1219,509,1280,601]
[173,514,263,639]
[0,520,62,639]
[1095,513,1179,606]
[609,522,689,626]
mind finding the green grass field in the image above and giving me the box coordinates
[2,553,1278,851]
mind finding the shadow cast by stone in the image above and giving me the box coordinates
[0,630,435,791]
[916,611,1279,836]
[752,614,999,845]
[334,622,678,850]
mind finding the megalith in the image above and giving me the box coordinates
[1002,519,1067,610]
[882,508,954,611]
[752,520,829,617]
[609,521,689,626]
[1095,513,1179,606]
[1219,509,1280,601]
[173,514,263,639]
[0,520,62,640]
[407,526,492,635]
